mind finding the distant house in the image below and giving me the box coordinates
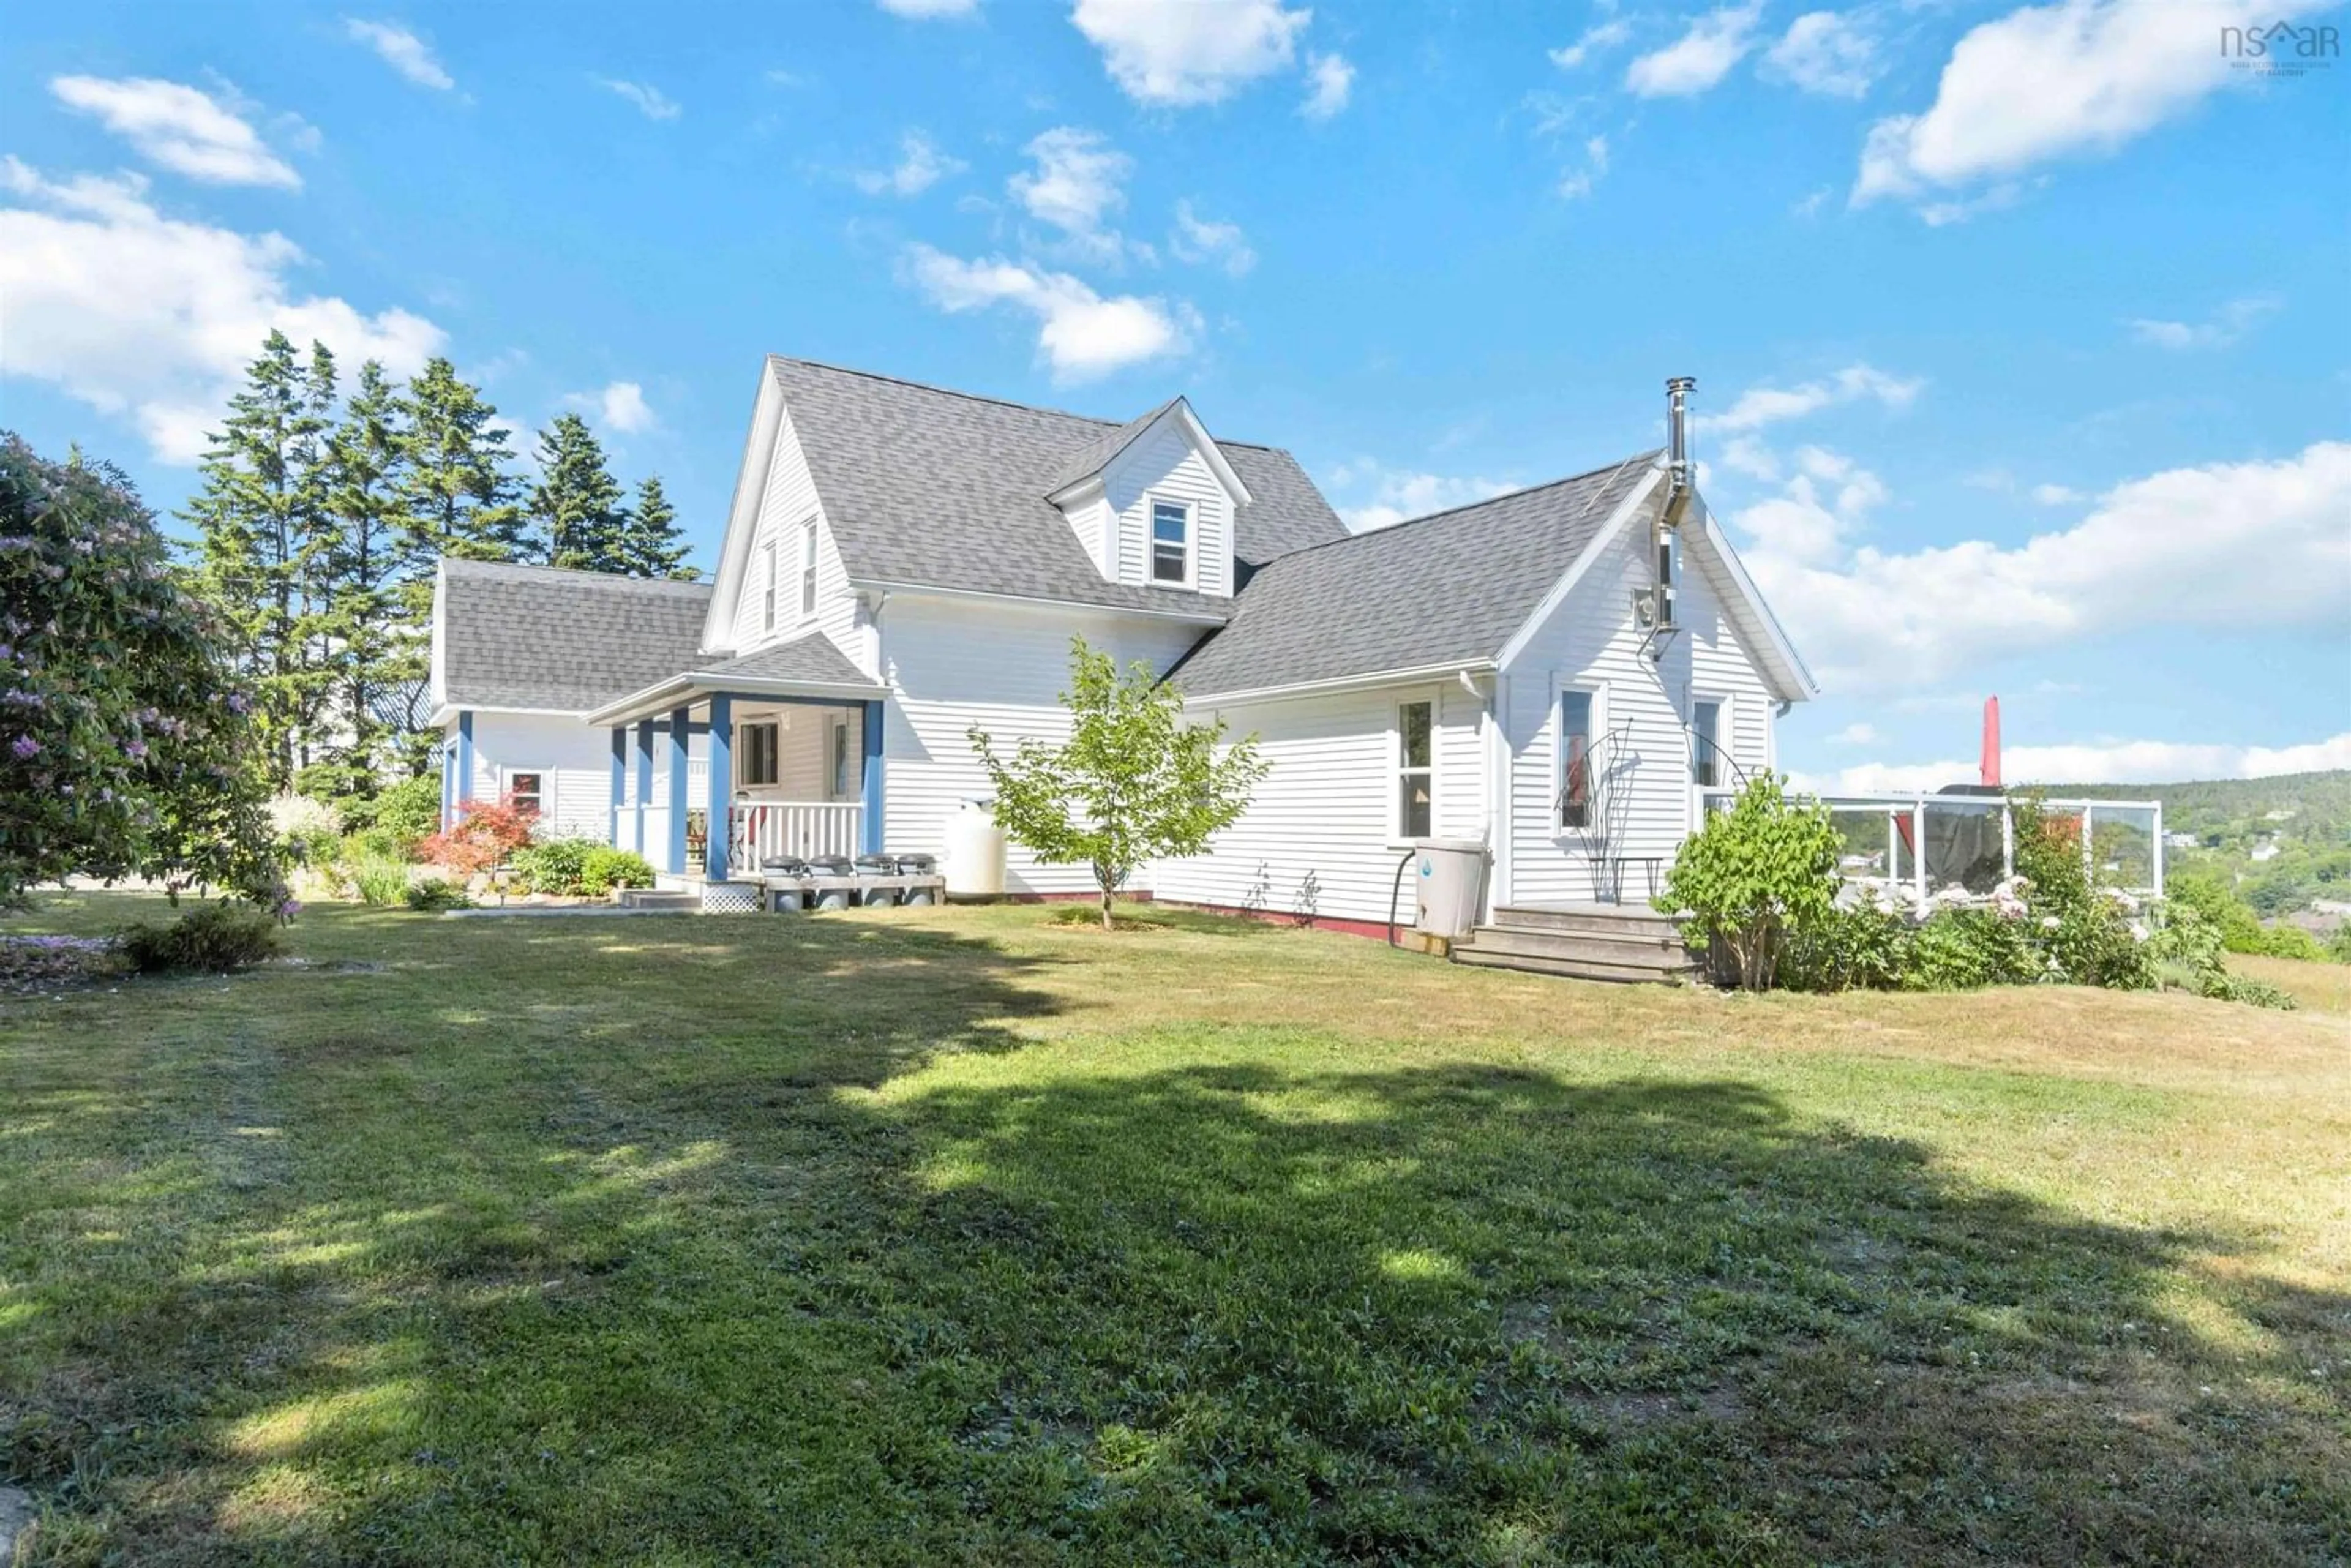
[428,358,1813,931]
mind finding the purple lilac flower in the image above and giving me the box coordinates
[9,736,37,760]
[124,739,148,761]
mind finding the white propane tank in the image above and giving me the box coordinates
[943,798,1008,899]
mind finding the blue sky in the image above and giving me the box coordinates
[3,0,2345,787]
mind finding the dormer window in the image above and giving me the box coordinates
[1150,499,1190,585]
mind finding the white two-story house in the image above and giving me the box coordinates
[429,357,1813,939]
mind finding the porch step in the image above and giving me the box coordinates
[1487,903,1684,937]
[1451,906,1700,986]
[615,888,700,912]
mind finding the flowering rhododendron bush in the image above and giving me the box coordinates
[0,435,281,909]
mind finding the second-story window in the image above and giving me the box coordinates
[1150,499,1190,584]
[760,541,777,631]
[800,519,819,617]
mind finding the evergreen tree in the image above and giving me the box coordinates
[619,475,696,580]
[317,361,408,792]
[527,413,628,572]
[388,358,523,771]
[181,331,339,791]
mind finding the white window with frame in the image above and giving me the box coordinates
[1555,685,1602,831]
[1394,699,1434,842]
[799,518,819,618]
[1690,695,1728,789]
[1150,498,1191,586]
[739,722,779,788]
[828,717,852,800]
[760,541,777,632]
[504,768,546,820]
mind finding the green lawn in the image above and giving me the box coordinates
[2,893,2345,1566]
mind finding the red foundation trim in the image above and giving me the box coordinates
[1152,901,1402,941]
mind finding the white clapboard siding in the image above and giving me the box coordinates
[882,595,1203,893]
[727,403,872,673]
[462,711,645,842]
[1103,418,1234,598]
[726,703,862,803]
[1153,680,1489,926]
[1500,516,1777,905]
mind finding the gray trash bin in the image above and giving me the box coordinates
[1413,838,1488,939]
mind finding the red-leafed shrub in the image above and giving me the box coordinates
[418,795,536,878]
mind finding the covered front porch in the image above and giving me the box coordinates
[587,650,889,883]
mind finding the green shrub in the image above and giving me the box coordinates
[1658,775,1840,990]
[405,878,473,912]
[512,836,598,896]
[346,852,411,907]
[2330,923,2351,964]
[580,847,655,896]
[2203,971,2298,1010]
[1780,899,1907,993]
[2145,902,2297,1009]
[116,901,281,973]
[1907,907,2039,991]
[339,827,409,863]
[367,774,444,847]
[2248,922,2326,961]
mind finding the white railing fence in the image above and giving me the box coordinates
[729,802,863,869]
[1698,790,2164,900]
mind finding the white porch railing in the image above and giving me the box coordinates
[1699,789,2164,899]
[729,801,863,869]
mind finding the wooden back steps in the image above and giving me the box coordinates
[1450,903,1701,985]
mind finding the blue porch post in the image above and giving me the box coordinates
[609,727,627,847]
[453,710,474,819]
[860,699,885,857]
[633,719,655,854]
[705,694,733,882]
[440,729,456,828]
[667,704,691,874]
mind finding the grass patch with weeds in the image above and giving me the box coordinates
[2,892,2345,1564]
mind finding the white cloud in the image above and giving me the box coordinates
[899,244,1192,381]
[1829,721,1880,745]
[1763,11,1880,97]
[1558,135,1610,200]
[49,75,301,189]
[1853,0,2319,211]
[1791,185,1832,217]
[855,130,965,197]
[1697,362,1923,434]
[1552,19,1633,69]
[1625,2,1766,97]
[1071,0,1311,107]
[1739,440,2351,692]
[1329,462,1518,531]
[568,380,655,435]
[343,19,456,91]
[0,158,444,462]
[1732,445,1889,564]
[876,0,979,15]
[2030,482,2083,505]
[2128,294,2279,349]
[1170,199,1255,276]
[1008,127,1131,258]
[1796,732,2351,793]
[1300,52,1354,119]
[596,77,680,120]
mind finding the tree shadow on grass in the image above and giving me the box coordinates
[4,913,2344,1565]
[861,1061,2347,1566]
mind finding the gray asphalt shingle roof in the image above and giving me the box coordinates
[1168,453,1660,698]
[438,559,711,712]
[770,358,1345,615]
[696,634,879,689]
